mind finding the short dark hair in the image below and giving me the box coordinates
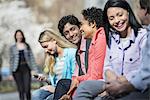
[58,15,81,36]
[81,7,103,29]
[103,0,142,47]
[140,0,150,14]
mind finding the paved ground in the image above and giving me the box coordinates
[0,92,19,100]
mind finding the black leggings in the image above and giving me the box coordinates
[13,65,31,100]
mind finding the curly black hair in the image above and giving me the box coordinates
[58,15,81,36]
[81,7,103,29]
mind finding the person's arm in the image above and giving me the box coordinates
[8,46,15,80]
[76,28,106,82]
[40,85,55,93]
[9,46,14,72]
[33,74,51,85]
[69,48,77,76]
[105,69,118,81]
[130,32,150,91]
[105,78,135,96]
[64,48,79,97]
[126,29,147,83]
[72,65,79,80]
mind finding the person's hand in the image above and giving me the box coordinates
[67,78,79,95]
[40,85,55,93]
[59,78,79,100]
[59,94,71,100]
[7,75,14,80]
[117,75,127,82]
[105,80,123,96]
[105,69,118,81]
[105,79,135,97]
[37,74,47,81]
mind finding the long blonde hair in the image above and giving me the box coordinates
[38,29,76,75]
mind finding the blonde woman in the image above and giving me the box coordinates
[32,29,77,100]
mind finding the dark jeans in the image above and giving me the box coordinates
[13,65,31,100]
[116,89,150,100]
[53,79,72,100]
[94,88,150,100]
[73,80,150,100]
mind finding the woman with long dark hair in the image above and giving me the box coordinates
[10,29,37,100]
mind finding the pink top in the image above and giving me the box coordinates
[76,27,106,82]
[72,36,87,77]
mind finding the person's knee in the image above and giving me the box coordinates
[32,89,42,99]
[76,80,105,95]
[45,94,54,100]
[32,89,53,100]
[78,80,97,90]
[79,80,90,87]
[76,80,94,94]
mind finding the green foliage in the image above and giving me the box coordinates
[0,80,42,93]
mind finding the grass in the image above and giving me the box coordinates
[0,80,44,93]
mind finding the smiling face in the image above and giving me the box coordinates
[107,7,129,34]
[41,40,57,55]
[63,23,82,45]
[80,16,94,39]
[16,31,24,42]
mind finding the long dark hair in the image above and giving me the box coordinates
[14,29,30,49]
[103,0,142,48]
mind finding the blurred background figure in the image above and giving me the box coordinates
[0,42,4,81]
[9,29,37,100]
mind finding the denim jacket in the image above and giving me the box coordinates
[9,44,37,72]
[104,28,147,81]
[130,25,150,91]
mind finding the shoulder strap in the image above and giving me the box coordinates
[76,38,91,76]
[84,38,91,72]
[76,50,84,76]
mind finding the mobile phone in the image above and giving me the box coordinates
[33,74,39,78]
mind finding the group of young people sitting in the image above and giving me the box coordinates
[32,0,150,100]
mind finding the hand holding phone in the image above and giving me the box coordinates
[33,74,45,81]
[33,74,51,85]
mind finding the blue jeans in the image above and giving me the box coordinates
[73,80,149,100]
[73,80,105,100]
[32,89,53,100]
